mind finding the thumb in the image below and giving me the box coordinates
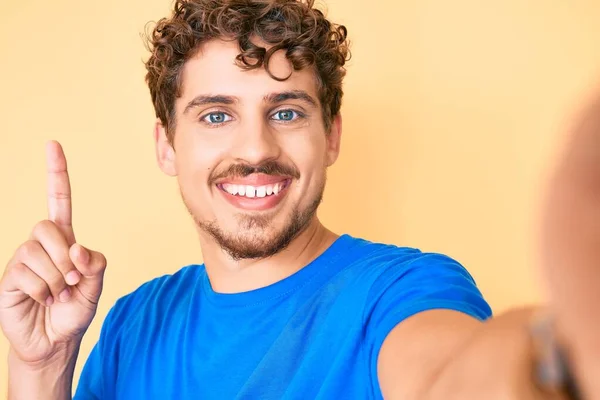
[69,243,107,304]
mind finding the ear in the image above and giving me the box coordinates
[325,114,342,167]
[154,119,177,177]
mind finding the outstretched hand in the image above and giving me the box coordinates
[540,91,600,399]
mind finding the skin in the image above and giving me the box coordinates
[378,89,600,399]
[537,91,600,399]
[154,39,342,294]
[1,37,599,400]
[1,142,107,400]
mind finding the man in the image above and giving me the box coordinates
[1,0,598,399]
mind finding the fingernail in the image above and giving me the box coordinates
[45,296,54,307]
[66,270,81,285]
[59,288,71,303]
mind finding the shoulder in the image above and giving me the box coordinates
[102,264,206,332]
[115,264,204,308]
[340,235,492,319]
[342,235,477,285]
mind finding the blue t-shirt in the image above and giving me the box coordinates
[74,234,492,399]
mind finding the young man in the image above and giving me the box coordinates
[1,1,599,399]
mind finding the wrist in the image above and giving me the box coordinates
[8,342,81,400]
[9,338,81,370]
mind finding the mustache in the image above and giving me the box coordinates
[209,160,300,184]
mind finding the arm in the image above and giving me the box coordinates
[377,308,569,399]
[8,343,80,400]
[377,92,600,400]
[378,88,600,400]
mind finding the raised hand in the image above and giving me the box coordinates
[0,141,107,365]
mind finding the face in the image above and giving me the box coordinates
[155,39,342,260]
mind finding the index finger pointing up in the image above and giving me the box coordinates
[46,140,75,244]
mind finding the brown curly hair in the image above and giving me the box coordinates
[144,0,350,142]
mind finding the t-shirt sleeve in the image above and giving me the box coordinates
[74,295,131,400]
[72,273,177,399]
[73,311,113,399]
[363,252,493,398]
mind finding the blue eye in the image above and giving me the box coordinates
[272,110,300,122]
[202,112,232,125]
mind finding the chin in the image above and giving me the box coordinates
[206,226,296,260]
[182,183,325,260]
[199,207,317,261]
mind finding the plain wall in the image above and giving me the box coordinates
[1,0,599,392]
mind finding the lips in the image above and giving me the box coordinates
[218,180,290,199]
[216,175,292,211]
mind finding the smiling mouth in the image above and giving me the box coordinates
[216,179,291,199]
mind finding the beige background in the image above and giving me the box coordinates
[1,0,599,392]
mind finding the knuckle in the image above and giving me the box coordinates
[10,262,29,277]
[97,252,107,269]
[32,219,56,237]
[31,283,49,300]
[49,190,71,200]
[18,240,41,259]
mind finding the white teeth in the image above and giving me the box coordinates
[221,182,287,198]
[222,184,238,195]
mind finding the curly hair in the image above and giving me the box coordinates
[144,0,351,142]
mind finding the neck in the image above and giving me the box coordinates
[198,218,338,294]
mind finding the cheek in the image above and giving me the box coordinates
[175,126,229,181]
[285,142,327,201]
[174,150,217,197]
[291,135,328,176]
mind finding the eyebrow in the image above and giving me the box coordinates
[183,95,238,114]
[264,90,318,107]
[183,90,318,115]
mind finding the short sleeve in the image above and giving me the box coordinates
[73,301,124,400]
[72,272,183,399]
[363,252,493,397]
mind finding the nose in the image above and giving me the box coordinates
[230,117,281,166]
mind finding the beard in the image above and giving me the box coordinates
[182,175,326,261]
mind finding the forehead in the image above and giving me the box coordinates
[178,39,319,105]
